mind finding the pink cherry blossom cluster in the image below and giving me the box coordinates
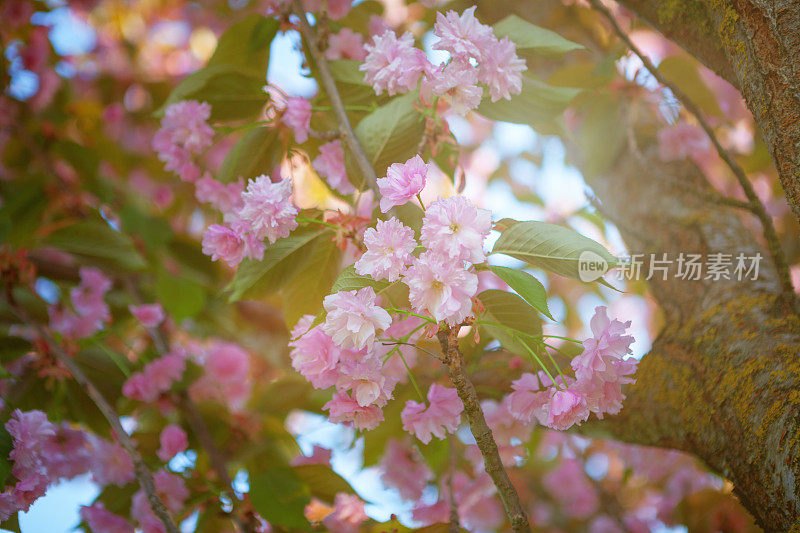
[507,306,638,431]
[48,267,112,340]
[0,410,138,523]
[152,100,214,183]
[122,348,186,403]
[189,340,252,411]
[360,7,526,115]
[202,174,299,267]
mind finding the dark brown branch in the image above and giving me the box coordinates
[437,327,531,533]
[291,2,380,194]
[588,0,798,314]
[9,305,180,533]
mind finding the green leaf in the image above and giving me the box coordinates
[329,59,370,86]
[330,265,391,294]
[478,289,542,356]
[280,236,342,328]
[294,464,354,503]
[218,126,282,183]
[0,336,31,363]
[477,77,580,128]
[493,14,584,55]
[354,91,424,178]
[226,228,327,301]
[250,467,311,530]
[43,220,147,271]
[487,265,553,320]
[657,55,722,117]
[207,15,279,72]
[155,269,206,322]
[491,220,617,280]
[160,64,269,122]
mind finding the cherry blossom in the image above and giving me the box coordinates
[201,224,245,267]
[313,140,354,195]
[326,28,367,61]
[354,217,416,281]
[404,251,478,325]
[360,30,428,96]
[379,438,433,501]
[283,96,312,143]
[420,195,492,264]
[129,303,165,328]
[80,504,134,533]
[401,384,463,443]
[156,424,188,462]
[377,154,428,213]
[433,7,496,62]
[322,287,392,350]
[324,391,384,430]
[236,175,299,244]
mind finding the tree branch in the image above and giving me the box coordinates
[437,327,531,533]
[8,305,180,533]
[588,0,798,314]
[291,2,380,194]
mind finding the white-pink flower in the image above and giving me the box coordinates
[323,493,369,533]
[326,28,367,61]
[129,303,165,328]
[478,36,526,102]
[379,438,433,501]
[433,7,496,62]
[202,224,245,267]
[401,384,463,444]
[156,424,188,462]
[506,371,551,425]
[324,391,384,430]
[355,218,417,281]
[236,175,299,243]
[405,252,478,325]
[420,195,492,264]
[546,388,589,430]
[570,306,635,383]
[377,154,428,213]
[283,96,312,143]
[423,61,483,116]
[360,30,428,96]
[80,504,134,533]
[289,321,342,389]
[194,175,244,214]
[322,287,392,350]
[313,140,354,195]
[336,354,394,407]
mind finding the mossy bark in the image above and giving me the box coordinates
[588,139,800,531]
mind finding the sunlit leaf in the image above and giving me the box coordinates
[477,77,580,128]
[250,467,311,530]
[478,289,542,356]
[486,265,554,320]
[43,220,147,271]
[493,14,584,55]
[218,126,283,183]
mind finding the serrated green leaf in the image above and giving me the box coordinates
[477,77,580,128]
[160,65,268,122]
[43,220,147,271]
[330,265,391,294]
[492,220,617,280]
[478,289,542,356]
[354,91,424,179]
[294,464,354,503]
[207,15,279,71]
[155,269,206,322]
[493,14,584,55]
[226,228,327,301]
[281,236,342,328]
[657,55,722,117]
[487,265,553,320]
[218,126,283,183]
[250,467,311,530]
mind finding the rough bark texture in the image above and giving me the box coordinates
[585,138,800,531]
[614,0,800,226]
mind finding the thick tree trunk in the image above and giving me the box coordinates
[585,137,800,531]
[614,0,800,226]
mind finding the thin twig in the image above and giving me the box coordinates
[124,280,256,533]
[590,0,798,313]
[437,327,531,532]
[8,304,180,533]
[447,436,460,533]
[291,2,380,194]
